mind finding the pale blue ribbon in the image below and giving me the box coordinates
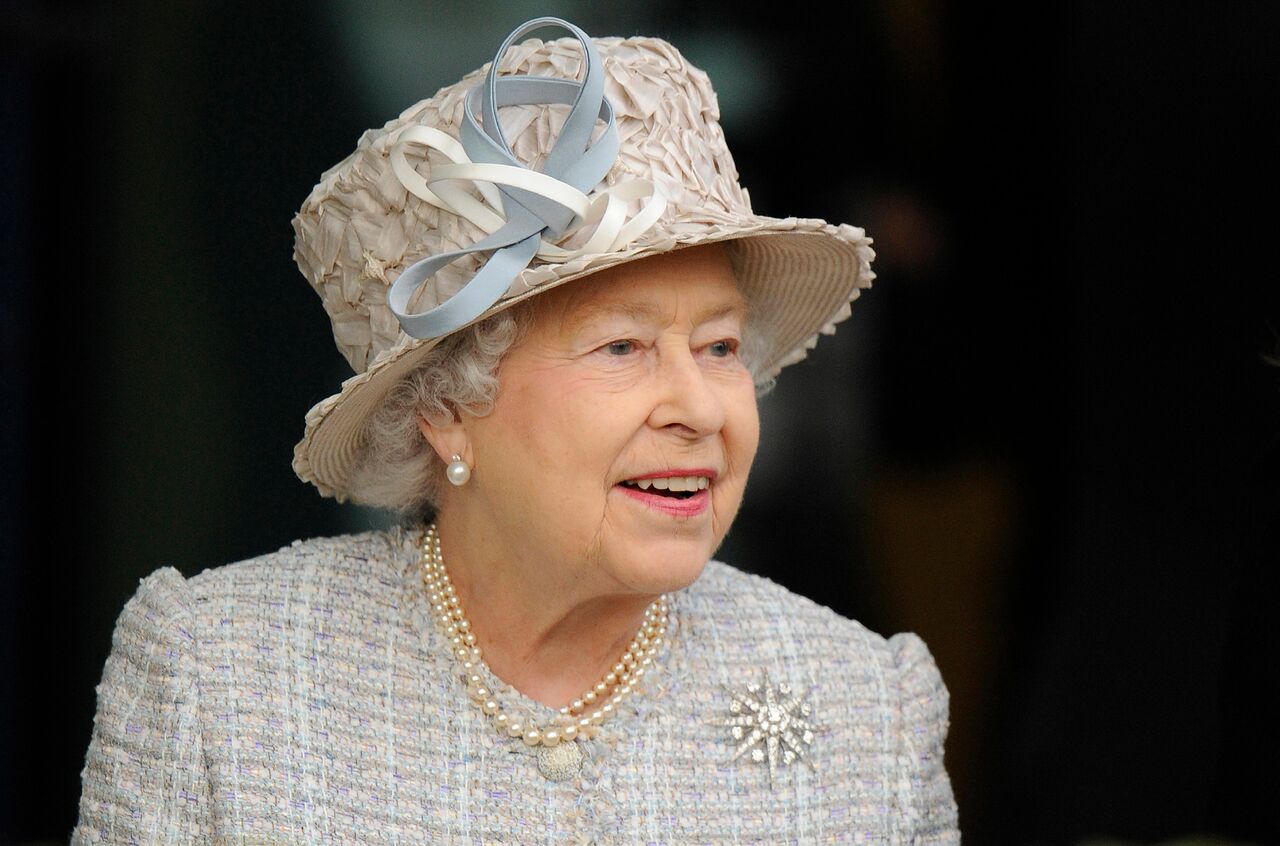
[388,17,653,340]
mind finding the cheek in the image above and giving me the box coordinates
[467,372,558,509]
[707,380,759,512]
[725,380,761,471]
[491,370,647,487]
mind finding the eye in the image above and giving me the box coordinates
[707,339,739,358]
[603,339,637,356]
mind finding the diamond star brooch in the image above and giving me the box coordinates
[715,670,820,787]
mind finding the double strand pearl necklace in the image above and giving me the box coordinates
[419,523,670,781]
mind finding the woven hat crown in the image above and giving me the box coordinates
[292,32,756,376]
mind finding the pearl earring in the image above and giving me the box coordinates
[446,454,471,486]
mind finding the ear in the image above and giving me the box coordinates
[416,411,471,470]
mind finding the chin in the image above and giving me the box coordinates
[610,536,714,596]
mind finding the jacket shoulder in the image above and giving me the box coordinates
[186,528,416,603]
[688,559,884,650]
[683,560,948,714]
[177,529,423,665]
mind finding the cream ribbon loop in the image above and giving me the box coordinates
[386,17,667,340]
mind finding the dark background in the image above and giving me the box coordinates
[3,1,1277,843]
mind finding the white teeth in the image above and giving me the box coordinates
[622,475,711,491]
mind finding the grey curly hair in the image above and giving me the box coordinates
[347,273,774,520]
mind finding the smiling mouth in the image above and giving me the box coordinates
[617,476,711,500]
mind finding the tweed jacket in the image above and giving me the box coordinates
[73,528,959,844]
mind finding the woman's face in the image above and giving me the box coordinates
[457,243,760,596]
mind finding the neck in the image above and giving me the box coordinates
[430,508,660,710]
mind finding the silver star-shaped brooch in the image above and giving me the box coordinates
[714,669,820,786]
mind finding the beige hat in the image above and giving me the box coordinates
[290,17,875,502]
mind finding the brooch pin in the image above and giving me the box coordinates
[715,670,820,787]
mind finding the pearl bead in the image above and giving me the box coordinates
[523,728,542,746]
[542,730,560,747]
[467,673,483,687]
[601,703,615,717]
[447,458,471,486]
[590,710,604,725]
[594,682,608,695]
[507,722,524,737]
[495,714,509,729]
[578,717,592,728]
[482,699,500,715]
[583,691,597,705]
[469,685,488,700]
[463,632,477,646]
[613,663,625,676]
[604,672,618,686]
[571,699,584,712]
[455,619,470,632]
[562,724,578,741]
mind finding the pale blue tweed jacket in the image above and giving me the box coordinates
[73,527,959,844]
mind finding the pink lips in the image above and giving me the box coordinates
[615,483,711,517]
[614,468,717,518]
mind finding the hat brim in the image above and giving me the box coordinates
[293,214,874,502]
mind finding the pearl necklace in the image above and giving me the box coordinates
[418,523,670,781]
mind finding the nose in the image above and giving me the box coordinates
[647,340,726,438]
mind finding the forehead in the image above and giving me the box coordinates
[533,244,748,330]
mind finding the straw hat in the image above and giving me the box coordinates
[290,17,875,502]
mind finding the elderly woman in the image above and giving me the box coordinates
[74,17,958,844]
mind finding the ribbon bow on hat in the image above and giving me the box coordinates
[387,16,667,340]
